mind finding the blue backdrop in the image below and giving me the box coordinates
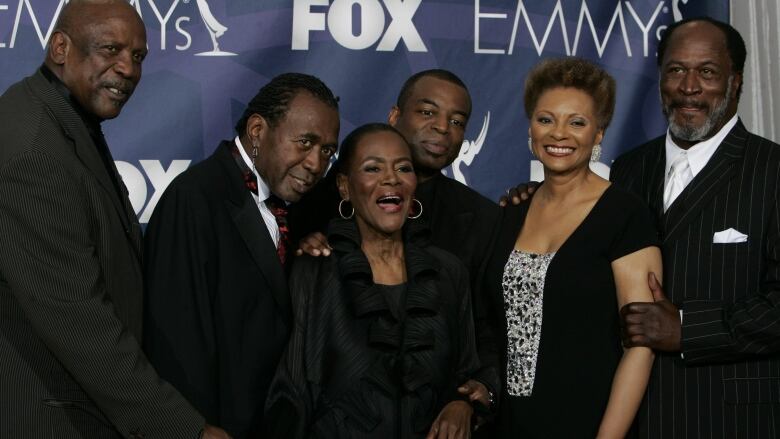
[0,0,729,223]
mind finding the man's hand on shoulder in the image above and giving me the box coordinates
[295,232,332,257]
[498,182,539,207]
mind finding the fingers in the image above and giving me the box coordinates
[426,421,439,439]
[298,232,331,257]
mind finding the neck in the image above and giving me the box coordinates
[538,165,597,201]
[357,219,404,261]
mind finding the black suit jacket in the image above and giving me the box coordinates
[611,121,780,438]
[144,140,292,438]
[0,70,203,438]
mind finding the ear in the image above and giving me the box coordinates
[336,173,350,201]
[594,128,604,146]
[245,113,268,146]
[48,31,69,65]
[388,106,401,127]
[731,71,743,100]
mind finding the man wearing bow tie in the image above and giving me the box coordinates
[613,17,780,438]
[142,73,340,438]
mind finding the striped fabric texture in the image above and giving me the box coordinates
[610,121,780,438]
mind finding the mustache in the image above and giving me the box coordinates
[669,99,708,110]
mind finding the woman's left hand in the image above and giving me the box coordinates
[426,400,473,439]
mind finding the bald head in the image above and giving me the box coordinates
[46,0,147,120]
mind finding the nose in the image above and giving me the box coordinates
[431,113,449,134]
[113,51,141,82]
[301,147,327,176]
[381,167,400,185]
[679,70,702,95]
[550,121,568,140]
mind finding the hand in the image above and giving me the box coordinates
[426,400,473,439]
[620,273,681,351]
[457,379,490,407]
[294,232,332,257]
[201,424,232,439]
[498,182,538,207]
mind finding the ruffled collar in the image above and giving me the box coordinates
[327,218,441,393]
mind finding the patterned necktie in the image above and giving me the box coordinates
[663,152,693,212]
[230,142,289,265]
[265,195,290,265]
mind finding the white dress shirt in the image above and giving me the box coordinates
[235,136,282,247]
[663,115,739,205]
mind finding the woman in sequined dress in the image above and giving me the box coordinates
[478,58,662,438]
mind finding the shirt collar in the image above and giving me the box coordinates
[664,114,739,178]
[234,136,272,202]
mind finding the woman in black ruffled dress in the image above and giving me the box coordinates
[265,123,482,439]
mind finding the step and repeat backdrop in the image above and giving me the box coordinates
[0,0,728,223]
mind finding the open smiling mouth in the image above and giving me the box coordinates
[377,195,403,212]
[544,145,575,156]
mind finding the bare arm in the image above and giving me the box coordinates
[597,246,661,438]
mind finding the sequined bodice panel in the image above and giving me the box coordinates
[501,250,555,397]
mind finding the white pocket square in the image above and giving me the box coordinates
[713,228,748,244]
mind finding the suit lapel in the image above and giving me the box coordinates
[662,122,747,245]
[217,142,291,318]
[27,71,141,258]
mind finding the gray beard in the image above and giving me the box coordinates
[666,76,733,142]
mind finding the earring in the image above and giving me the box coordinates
[408,198,423,219]
[528,137,533,153]
[338,199,354,219]
[591,144,602,162]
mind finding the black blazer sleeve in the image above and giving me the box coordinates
[0,151,204,438]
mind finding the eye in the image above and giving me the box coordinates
[364,165,380,173]
[299,139,313,149]
[536,116,552,124]
[700,67,716,78]
[397,164,414,173]
[133,52,147,63]
[449,118,465,128]
[667,66,685,75]
[104,45,118,53]
[570,119,586,127]
[320,146,335,158]
[420,109,434,117]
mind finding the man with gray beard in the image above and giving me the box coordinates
[611,17,780,438]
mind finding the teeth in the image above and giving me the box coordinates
[378,196,402,205]
[108,87,125,96]
[546,146,574,154]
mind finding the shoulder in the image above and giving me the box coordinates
[600,184,653,221]
[422,244,471,288]
[0,78,58,164]
[437,176,498,208]
[159,146,232,201]
[611,135,664,169]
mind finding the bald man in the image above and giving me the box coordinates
[0,1,227,438]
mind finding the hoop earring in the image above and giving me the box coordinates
[527,137,533,153]
[408,198,423,219]
[590,144,602,162]
[338,199,354,219]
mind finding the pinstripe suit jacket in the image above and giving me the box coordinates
[610,120,780,439]
[0,70,203,438]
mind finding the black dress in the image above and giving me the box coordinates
[265,218,480,438]
[479,184,658,438]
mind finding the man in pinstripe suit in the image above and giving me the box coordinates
[0,1,228,437]
[614,17,780,438]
